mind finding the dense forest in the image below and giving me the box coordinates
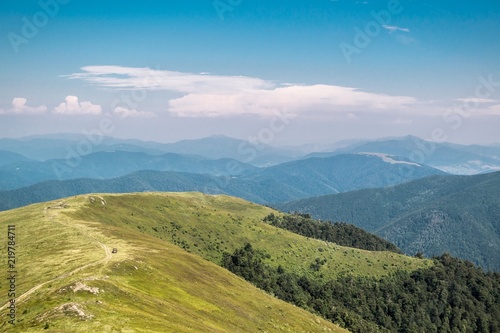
[277,171,500,271]
[222,243,500,333]
[263,213,402,253]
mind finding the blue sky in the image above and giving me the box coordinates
[0,0,499,145]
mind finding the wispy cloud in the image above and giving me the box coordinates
[53,96,102,115]
[67,66,417,118]
[456,98,497,104]
[65,66,272,94]
[114,106,156,118]
[452,97,500,116]
[382,25,410,33]
[0,98,47,115]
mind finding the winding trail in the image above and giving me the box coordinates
[0,203,112,311]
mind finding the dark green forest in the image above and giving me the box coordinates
[263,213,402,253]
[223,243,500,333]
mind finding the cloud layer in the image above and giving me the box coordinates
[67,66,418,118]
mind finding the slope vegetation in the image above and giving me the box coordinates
[278,172,500,270]
[68,193,430,281]
[0,195,347,332]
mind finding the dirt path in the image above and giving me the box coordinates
[0,204,113,311]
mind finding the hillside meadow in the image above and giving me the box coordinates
[0,193,348,332]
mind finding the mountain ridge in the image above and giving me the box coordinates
[3,134,500,174]
[0,153,446,211]
[0,150,258,191]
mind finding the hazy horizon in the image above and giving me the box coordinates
[1,132,499,149]
[1,1,499,146]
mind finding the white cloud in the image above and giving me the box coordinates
[446,98,500,117]
[53,96,102,115]
[0,97,47,115]
[67,66,417,118]
[456,98,497,104]
[65,66,272,94]
[12,98,27,110]
[167,84,416,117]
[382,25,414,45]
[114,106,156,118]
[382,25,410,33]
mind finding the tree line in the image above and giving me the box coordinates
[222,243,500,333]
[263,213,402,253]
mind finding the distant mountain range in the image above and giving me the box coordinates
[307,135,500,175]
[0,153,445,211]
[238,153,445,202]
[0,134,299,166]
[276,171,500,271]
[2,134,500,175]
[0,150,258,191]
[0,150,32,166]
[1,134,462,193]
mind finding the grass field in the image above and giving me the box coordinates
[69,192,432,281]
[0,194,348,332]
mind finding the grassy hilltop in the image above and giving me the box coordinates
[0,192,497,333]
[0,193,349,333]
[69,192,431,280]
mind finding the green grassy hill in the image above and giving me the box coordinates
[68,192,431,281]
[0,194,348,333]
[1,192,497,333]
